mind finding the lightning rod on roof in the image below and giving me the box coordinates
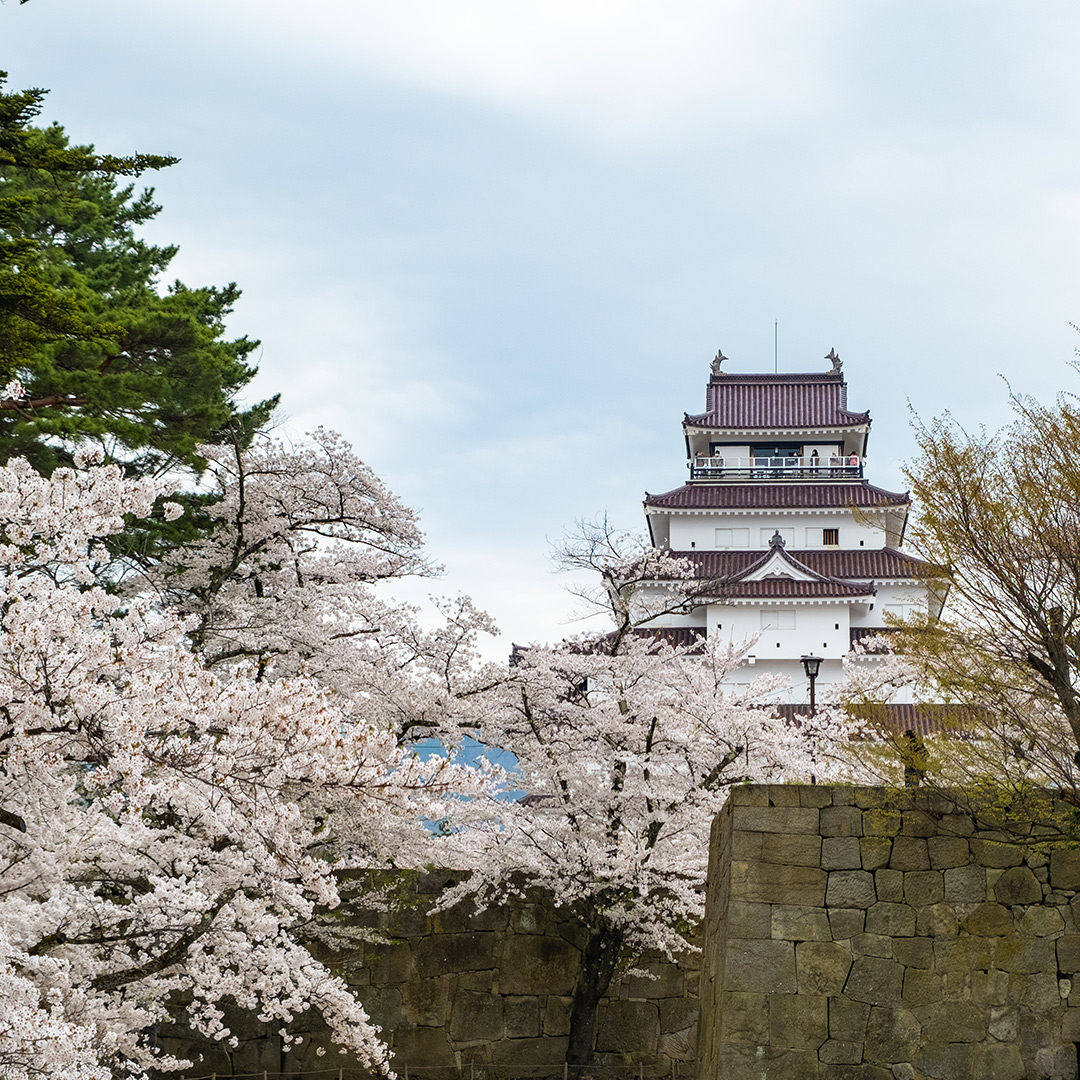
[774,320,778,373]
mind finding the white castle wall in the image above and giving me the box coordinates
[850,583,928,629]
[708,603,854,662]
[667,514,886,551]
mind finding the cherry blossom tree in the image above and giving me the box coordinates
[133,428,500,742]
[556,515,706,646]
[445,525,857,1066]
[0,926,112,1080]
[0,449,496,1077]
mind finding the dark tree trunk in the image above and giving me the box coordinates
[566,920,626,1066]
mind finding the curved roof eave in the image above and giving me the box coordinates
[643,482,911,511]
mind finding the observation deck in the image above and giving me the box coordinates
[688,454,864,482]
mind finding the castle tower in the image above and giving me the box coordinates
[641,351,942,703]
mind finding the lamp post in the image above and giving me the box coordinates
[800,654,822,715]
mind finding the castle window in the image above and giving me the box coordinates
[716,528,750,548]
[761,609,795,630]
[808,527,841,546]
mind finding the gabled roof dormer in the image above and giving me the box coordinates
[740,531,822,582]
[697,530,876,603]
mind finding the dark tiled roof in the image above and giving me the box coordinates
[769,702,979,737]
[850,627,901,652]
[846,703,987,737]
[709,540,837,586]
[660,542,874,599]
[671,547,935,580]
[512,627,707,662]
[795,548,936,578]
[644,483,910,510]
[709,579,873,599]
[685,373,870,430]
[629,626,707,649]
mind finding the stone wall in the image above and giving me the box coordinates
[159,872,700,1077]
[695,784,1080,1080]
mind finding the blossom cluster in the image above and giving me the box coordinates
[0,453,495,1077]
[447,631,857,959]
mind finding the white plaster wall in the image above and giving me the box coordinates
[707,602,852,660]
[720,655,915,704]
[689,442,847,461]
[721,657,848,702]
[646,610,707,629]
[629,584,699,626]
[850,582,931,629]
[668,512,886,551]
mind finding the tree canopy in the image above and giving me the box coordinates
[0,450,500,1078]
[0,73,276,484]
[131,427,502,743]
[443,524,858,1065]
[863,385,1080,803]
[0,73,511,1076]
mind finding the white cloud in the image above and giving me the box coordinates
[388,543,603,661]
[178,0,840,144]
[156,244,472,472]
[11,0,1080,651]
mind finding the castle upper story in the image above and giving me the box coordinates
[683,350,871,482]
[645,351,911,552]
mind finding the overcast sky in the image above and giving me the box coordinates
[6,1,1080,654]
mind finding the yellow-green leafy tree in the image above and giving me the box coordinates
[885,385,1080,806]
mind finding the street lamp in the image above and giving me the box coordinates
[800,655,822,715]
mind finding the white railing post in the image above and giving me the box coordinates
[689,453,861,476]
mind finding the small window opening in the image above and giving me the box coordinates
[761,610,795,630]
[860,540,865,547]
[690,541,696,548]
[823,528,839,546]
[835,623,840,630]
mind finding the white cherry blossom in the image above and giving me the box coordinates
[0,454,497,1077]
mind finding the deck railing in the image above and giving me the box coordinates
[688,455,863,480]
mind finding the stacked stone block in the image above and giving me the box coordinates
[158,872,700,1077]
[696,784,1080,1080]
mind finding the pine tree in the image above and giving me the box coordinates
[0,74,276,483]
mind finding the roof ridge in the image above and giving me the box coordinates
[708,372,845,382]
[722,543,847,587]
[644,482,911,509]
[660,548,937,581]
